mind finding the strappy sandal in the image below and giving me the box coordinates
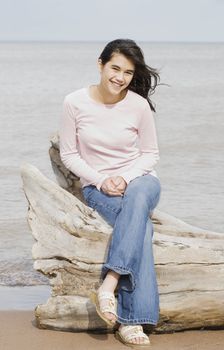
[115,325,150,348]
[90,290,118,327]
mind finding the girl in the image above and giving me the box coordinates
[59,38,161,347]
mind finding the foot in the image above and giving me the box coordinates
[97,286,117,324]
[117,324,150,346]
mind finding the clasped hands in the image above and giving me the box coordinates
[101,176,127,196]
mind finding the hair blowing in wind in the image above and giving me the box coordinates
[98,38,160,112]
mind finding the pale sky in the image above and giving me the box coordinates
[1,0,224,42]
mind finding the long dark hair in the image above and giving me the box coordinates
[98,38,160,112]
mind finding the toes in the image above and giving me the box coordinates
[131,337,146,344]
[118,325,149,345]
[131,338,138,344]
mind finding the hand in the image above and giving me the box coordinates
[111,176,127,194]
[101,176,127,196]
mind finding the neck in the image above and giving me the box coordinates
[96,84,127,104]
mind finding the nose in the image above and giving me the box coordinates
[115,71,125,82]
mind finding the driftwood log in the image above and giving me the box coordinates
[20,134,224,333]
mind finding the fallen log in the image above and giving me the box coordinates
[19,134,224,333]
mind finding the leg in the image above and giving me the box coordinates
[82,184,123,324]
[116,219,159,346]
[101,173,161,301]
[117,218,159,325]
[82,174,161,324]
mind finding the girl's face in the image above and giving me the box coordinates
[98,53,135,95]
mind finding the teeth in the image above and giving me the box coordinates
[112,82,122,87]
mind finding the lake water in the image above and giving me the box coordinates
[0,42,223,307]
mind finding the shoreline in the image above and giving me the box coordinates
[1,311,224,350]
[1,286,224,349]
[0,285,51,310]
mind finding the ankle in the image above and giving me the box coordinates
[119,323,130,329]
[98,284,114,294]
[119,324,141,329]
[100,271,120,293]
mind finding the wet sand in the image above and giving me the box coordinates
[1,311,224,350]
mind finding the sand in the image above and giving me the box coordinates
[1,311,224,350]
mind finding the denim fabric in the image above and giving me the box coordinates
[82,173,161,325]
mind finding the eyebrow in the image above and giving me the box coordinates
[111,64,135,73]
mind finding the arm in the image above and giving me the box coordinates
[59,98,108,190]
[119,102,159,184]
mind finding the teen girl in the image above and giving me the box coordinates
[59,38,161,347]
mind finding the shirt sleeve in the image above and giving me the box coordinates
[119,102,160,184]
[59,97,109,190]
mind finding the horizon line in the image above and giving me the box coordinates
[0,39,224,44]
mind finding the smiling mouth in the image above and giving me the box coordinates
[110,81,123,87]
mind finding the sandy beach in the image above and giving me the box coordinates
[1,311,224,350]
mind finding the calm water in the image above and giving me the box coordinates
[0,42,224,294]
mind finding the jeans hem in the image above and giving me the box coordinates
[101,263,136,291]
[117,316,158,325]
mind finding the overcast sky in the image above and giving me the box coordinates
[1,0,224,42]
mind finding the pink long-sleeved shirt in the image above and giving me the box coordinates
[59,86,159,191]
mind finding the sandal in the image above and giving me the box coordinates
[90,290,118,327]
[115,325,150,348]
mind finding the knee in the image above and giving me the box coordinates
[125,177,161,210]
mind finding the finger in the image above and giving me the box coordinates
[114,177,123,186]
[107,190,122,196]
[104,187,123,195]
[102,182,124,195]
[111,188,124,195]
[107,192,123,196]
[107,185,121,192]
[110,179,120,189]
[110,178,118,186]
[114,184,124,191]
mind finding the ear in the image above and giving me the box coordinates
[97,59,103,73]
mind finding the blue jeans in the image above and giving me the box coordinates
[82,173,161,325]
